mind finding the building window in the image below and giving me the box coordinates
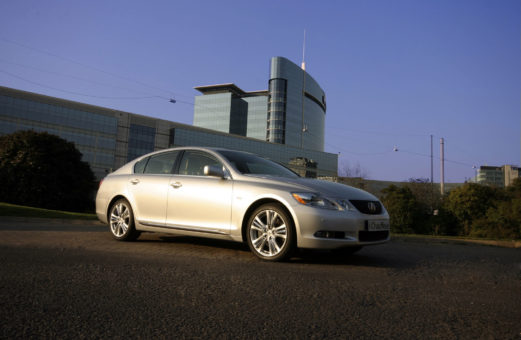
[267,78,287,144]
[127,124,156,161]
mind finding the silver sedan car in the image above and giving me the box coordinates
[96,147,390,261]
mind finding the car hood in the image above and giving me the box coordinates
[242,175,379,201]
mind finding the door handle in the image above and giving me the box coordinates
[171,182,182,188]
[130,179,140,185]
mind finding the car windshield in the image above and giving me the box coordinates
[217,150,299,178]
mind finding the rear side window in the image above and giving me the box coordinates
[134,158,149,174]
[143,151,179,175]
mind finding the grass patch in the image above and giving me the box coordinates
[0,202,96,220]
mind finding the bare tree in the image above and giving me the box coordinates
[406,178,441,213]
[340,161,370,179]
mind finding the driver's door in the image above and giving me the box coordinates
[166,150,233,234]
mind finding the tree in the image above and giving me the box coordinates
[0,130,96,212]
[506,177,521,199]
[471,178,521,239]
[405,178,441,214]
[471,199,521,239]
[381,185,422,234]
[442,183,500,236]
[340,161,369,179]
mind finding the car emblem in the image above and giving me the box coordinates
[368,202,377,213]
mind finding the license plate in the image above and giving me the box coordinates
[367,220,390,231]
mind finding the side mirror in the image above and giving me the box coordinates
[204,165,225,178]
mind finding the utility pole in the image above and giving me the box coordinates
[300,29,306,149]
[430,134,434,209]
[430,135,433,185]
[440,138,445,195]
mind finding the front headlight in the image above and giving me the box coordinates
[292,192,343,210]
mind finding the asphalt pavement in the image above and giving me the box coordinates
[1,217,520,339]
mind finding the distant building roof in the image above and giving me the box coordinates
[194,83,267,97]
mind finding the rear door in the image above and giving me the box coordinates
[127,151,179,226]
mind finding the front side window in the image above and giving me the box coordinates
[178,151,221,176]
[143,151,179,175]
[217,150,298,178]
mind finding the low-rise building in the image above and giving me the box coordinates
[476,165,520,187]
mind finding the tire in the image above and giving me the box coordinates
[108,199,140,241]
[246,203,295,261]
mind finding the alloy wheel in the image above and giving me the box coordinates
[110,202,131,237]
[249,208,288,258]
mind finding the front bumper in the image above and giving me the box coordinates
[292,204,390,249]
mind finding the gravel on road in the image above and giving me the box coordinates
[1,219,520,339]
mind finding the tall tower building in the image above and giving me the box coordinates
[268,56,326,151]
[193,56,326,152]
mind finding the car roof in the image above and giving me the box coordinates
[134,146,253,160]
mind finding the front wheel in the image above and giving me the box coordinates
[246,204,295,261]
[109,199,140,241]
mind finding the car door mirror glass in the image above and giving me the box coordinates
[204,165,225,178]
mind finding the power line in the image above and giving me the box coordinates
[400,148,475,168]
[304,129,392,156]
[0,58,159,97]
[0,69,164,100]
[0,65,237,115]
[0,65,225,114]
[0,36,193,100]
[327,125,430,138]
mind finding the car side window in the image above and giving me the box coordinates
[143,151,179,175]
[178,151,222,176]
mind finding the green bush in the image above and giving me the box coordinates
[380,178,521,240]
[381,185,422,234]
[471,199,521,239]
[470,179,521,239]
[442,183,501,236]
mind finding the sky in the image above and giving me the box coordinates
[0,0,519,182]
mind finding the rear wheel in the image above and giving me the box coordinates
[246,204,295,261]
[109,199,140,241]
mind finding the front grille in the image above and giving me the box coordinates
[359,230,389,242]
[350,200,382,215]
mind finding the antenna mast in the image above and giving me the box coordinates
[301,29,306,70]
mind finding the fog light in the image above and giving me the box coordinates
[314,231,345,239]
[315,231,327,238]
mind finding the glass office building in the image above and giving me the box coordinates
[127,124,156,162]
[193,57,326,152]
[0,85,337,179]
[269,56,326,151]
[170,127,336,174]
[0,87,117,178]
[193,84,268,139]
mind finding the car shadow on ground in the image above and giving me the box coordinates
[291,248,414,269]
[143,235,415,269]
[153,235,250,252]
